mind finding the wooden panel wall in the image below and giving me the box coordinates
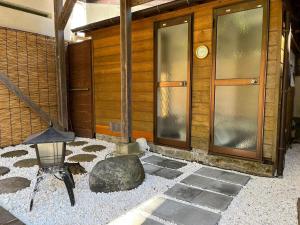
[0,27,58,147]
[89,0,283,161]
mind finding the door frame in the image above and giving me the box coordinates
[153,14,193,150]
[209,0,269,160]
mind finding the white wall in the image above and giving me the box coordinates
[0,0,86,40]
[0,0,54,37]
[294,76,300,117]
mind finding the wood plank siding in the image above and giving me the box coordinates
[0,27,58,147]
[88,0,283,161]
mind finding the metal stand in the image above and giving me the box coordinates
[29,164,75,211]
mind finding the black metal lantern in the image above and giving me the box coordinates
[24,126,76,211]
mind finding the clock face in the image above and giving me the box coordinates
[196,45,209,59]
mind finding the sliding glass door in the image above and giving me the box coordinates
[211,0,268,159]
[154,15,192,149]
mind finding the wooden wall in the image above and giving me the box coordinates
[0,27,58,147]
[89,0,283,161]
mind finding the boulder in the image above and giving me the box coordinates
[89,155,145,193]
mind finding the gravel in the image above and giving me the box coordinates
[0,138,194,225]
[0,138,299,225]
[219,144,300,225]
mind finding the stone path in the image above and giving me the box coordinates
[0,207,25,225]
[0,177,31,194]
[68,153,97,162]
[82,145,106,152]
[123,155,251,225]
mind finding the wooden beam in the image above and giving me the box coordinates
[79,0,155,7]
[54,0,69,130]
[58,0,77,30]
[0,73,62,130]
[131,0,154,6]
[120,0,132,143]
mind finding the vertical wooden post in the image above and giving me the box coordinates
[54,0,69,130]
[120,0,132,143]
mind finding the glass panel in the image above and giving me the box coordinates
[37,142,64,167]
[214,86,259,150]
[216,8,263,79]
[157,23,188,82]
[157,87,187,141]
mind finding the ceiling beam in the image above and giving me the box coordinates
[58,0,77,30]
[79,0,155,7]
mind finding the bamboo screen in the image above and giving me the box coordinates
[0,27,58,147]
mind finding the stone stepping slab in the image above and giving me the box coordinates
[13,158,37,168]
[68,154,97,162]
[142,155,187,169]
[1,150,28,158]
[82,145,106,152]
[195,167,250,186]
[165,183,233,211]
[67,141,88,147]
[0,207,25,225]
[0,167,10,176]
[139,197,220,225]
[0,177,31,194]
[181,174,242,196]
[143,163,182,180]
[65,150,73,156]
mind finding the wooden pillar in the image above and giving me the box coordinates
[120,0,132,143]
[54,0,69,130]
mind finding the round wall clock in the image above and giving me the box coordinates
[196,45,209,59]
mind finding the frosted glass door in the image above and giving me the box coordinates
[212,1,266,158]
[155,16,191,149]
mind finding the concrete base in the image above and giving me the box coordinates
[114,142,144,157]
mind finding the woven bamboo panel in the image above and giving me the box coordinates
[0,27,58,147]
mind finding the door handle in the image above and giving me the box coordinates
[69,88,89,91]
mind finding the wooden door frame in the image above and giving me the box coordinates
[153,14,193,150]
[68,39,95,138]
[209,0,269,160]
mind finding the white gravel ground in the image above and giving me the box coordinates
[0,138,299,225]
[220,144,300,225]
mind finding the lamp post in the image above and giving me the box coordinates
[24,126,75,211]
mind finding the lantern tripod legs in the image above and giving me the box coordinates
[29,170,45,211]
[60,169,75,206]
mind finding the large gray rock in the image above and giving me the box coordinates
[89,155,145,193]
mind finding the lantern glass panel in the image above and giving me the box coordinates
[37,142,65,167]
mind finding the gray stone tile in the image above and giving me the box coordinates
[219,172,250,186]
[109,211,163,225]
[143,155,187,169]
[195,167,224,179]
[192,191,233,211]
[165,183,203,202]
[181,174,242,196]
[195,167,250,186]
[180,174,214,189]
[153,168,183,179]
[140,197,221,225]
[206,180,242,196]
[143,163,162,175]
